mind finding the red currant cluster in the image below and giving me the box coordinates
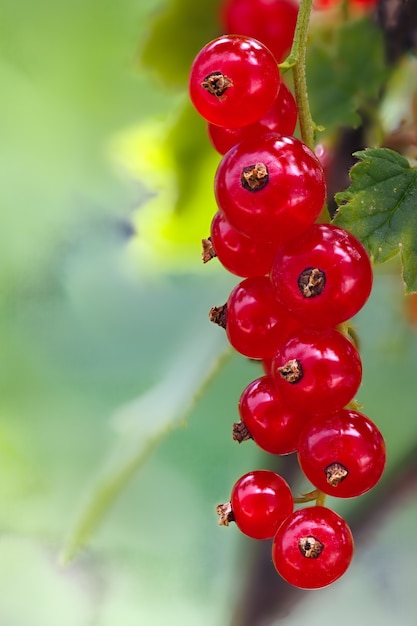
[188,26,386,590]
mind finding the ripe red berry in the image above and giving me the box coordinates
[221,0,299,63]
[207,82,298,155]
[214,133,326,244]
[297,409,386,498]
[272,506,354,589]
[237,375,312,455]
[224,275,303,359]
[209,211,277,277]
[217,469,294,539]
[270,223,373,328]
[271,327,362,414]
[189,35,280,128]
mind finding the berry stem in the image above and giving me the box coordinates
[279,0,315,150]
[293,488,327,506]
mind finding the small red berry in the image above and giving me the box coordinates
[270,223,373,328]
[209,211,277,277]
[272,506,354,589]
[271,327,362,414]
[297,409,386,498]
[224,275,303,359]
[221,0,299,63]
[214,133,326,244]
[217,469,294,539]
[189,35,280,128]
[207,82,298,155]
[237,375,312,455]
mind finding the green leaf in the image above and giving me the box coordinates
[307,17,388,134]
[0,0,177,288]
[140,0,223,87]
[60,332,231,564]
[333,148,417,293]
[164,101,217,216]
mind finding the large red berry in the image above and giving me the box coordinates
[189,35,280,128]
[238,375,312,455]
[207,82,298,155]
[221,0,299,63]
[297,409,386,498]
[217,470,294,539]
[272,506,354,589]
[209,211,277,277]
[224,275,303,359]
[271,327,362,414]
[270,223,373,328]
[214,133,326,244]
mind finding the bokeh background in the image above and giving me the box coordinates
[1,1,417,624]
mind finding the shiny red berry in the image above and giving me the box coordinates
[270,223,373,328]
[209,211,277,277]
[207,82,298,155]
[214,134,326,244]
[271,327,362,414]
[221,0,299,63]
[297,409,386,498]
[189,35,280,128]
[224,276,303,359]
[217,470,294,539]
[272,506,354,589]
[237,375,312,455]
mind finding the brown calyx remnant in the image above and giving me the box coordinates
[298,267,326,298]
[216,501,235,526]
[201,72,233,97]
[324,462,349,487]
[241,162,269,192]
[202,237,216,263]
[209,304,227,329]
[232,421,252,443]
[277,359,303,384]
[298,535,324,559]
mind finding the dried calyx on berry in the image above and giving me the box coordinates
[201,237,216,263]
[201,71,233,97]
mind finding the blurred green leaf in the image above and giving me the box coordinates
[61,331,231,563]
[307,17,388,134]
[0,0,177,286]
[140,0,223,87]
[334,148,417,293]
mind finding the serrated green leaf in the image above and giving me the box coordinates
[333,147,417,293]
[307,17,388,134]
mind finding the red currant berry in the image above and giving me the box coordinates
[271,327,362,414]
[221,0,299,63]
[262,358,273,376]
[189,35,280,128]
[217,470,294,539]
[207,82,298,155]
[237,375,312,455]
[224,276,303,359]
[297,409,386,498]
[214,134,326,244]
[270,223,373,328]
[272,506,354,589]
[209,211,277,277]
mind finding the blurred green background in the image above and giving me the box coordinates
[0,1,417,624]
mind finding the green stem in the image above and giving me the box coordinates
[279,0,315,149]
[293,488,327,506]
[315,490,327,507]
